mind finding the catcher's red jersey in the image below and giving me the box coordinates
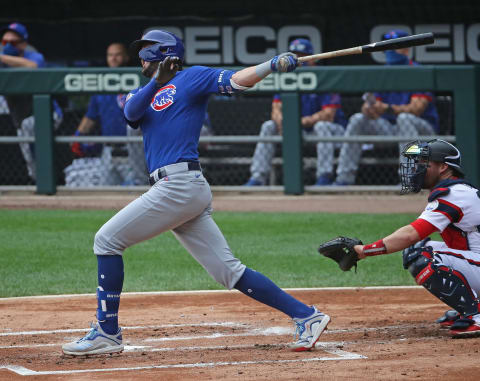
[417,183,480,253]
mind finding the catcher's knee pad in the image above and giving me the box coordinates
[412,257,480,317]
[96,286,120,322]
[402,240,432,270]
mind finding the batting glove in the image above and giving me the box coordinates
[270,52,298,73]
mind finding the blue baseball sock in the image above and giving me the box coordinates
[234,268,314,319]
[97,255,124,335]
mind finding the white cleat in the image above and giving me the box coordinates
[289,306,330,352]
[62,322,124,356]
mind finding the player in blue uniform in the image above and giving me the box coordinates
[244,38,346,186]
[326,30,439,186]
[62,30,330,356]
[0,22,62,181]
[65,43,146,187]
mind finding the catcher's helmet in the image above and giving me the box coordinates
[130,30,185,63]
[288,38,313,55]
[400,139,464,194]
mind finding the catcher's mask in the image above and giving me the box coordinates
[400,139,464,194]
[130,29,184,65]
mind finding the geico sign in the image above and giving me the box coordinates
[371,23,480,63]
[64,74,140,92]
[144,25,321,65]
[250,72,318,91]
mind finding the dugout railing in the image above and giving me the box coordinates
[0,66,478,195]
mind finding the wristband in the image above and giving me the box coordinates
[254,60,272,79]
[363,239,387,256]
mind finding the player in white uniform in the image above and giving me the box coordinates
[62,30,331,356]
[352,139,480,337]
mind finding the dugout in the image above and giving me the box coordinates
[0,65,477,194]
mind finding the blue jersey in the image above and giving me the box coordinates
[23,50,45,67]
[126,66,232,172]
[86,94,127,136]
[273,93,347,127]
[374,60,439,132]
[374,91,439,133]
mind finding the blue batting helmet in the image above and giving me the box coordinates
[382,30,409,40]
[288,38,313,55]
[130,30,185,62]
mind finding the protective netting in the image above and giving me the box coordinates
[0,92,453,187]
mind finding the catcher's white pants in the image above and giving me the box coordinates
[93,164,246,289]
[428,241,480,297]
[336,112,434,184]
[249,119,345,182]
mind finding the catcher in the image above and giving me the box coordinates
[319,139,480,337]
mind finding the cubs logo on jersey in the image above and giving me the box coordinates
[151,85,177,111]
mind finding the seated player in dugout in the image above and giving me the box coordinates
[325,30,439,186]
[62,29,332,356]
[0,22,63,183]
[243,38,347,186]
[66,42,147,186]
[354,139,480,337]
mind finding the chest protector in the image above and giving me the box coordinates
[428,179,479,250]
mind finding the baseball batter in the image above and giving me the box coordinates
[62,30,330,356]
[353,139,480,337]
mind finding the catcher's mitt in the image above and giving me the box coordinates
[318,236,363,272]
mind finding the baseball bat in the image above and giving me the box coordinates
[297,33,434,63]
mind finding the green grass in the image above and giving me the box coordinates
[0,209,420,297]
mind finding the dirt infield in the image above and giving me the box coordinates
[1,288,479,381]
[3,193,466,380]
[0,192,428,213]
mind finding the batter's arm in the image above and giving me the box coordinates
[124,79,159,121]
[231,53,298,88]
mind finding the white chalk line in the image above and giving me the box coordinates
[123,341,366,358]
[1,350,367,376]
[0,324,419,350]
[144,326,291,342]
[0,322,246,337]
[0,322,374,376]
[1,343,366,376]
[0,285,421,301]
[0,322,415,340]
[0,326,291,349]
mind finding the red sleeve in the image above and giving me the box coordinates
[411,93,433,102]
[410,218,438,239]
[322,104,340,109]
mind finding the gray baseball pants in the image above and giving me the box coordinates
[336,112,435,184]
[250,119,345,182]
[93,162,246,290]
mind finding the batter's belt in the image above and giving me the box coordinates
[149,161,201,185]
